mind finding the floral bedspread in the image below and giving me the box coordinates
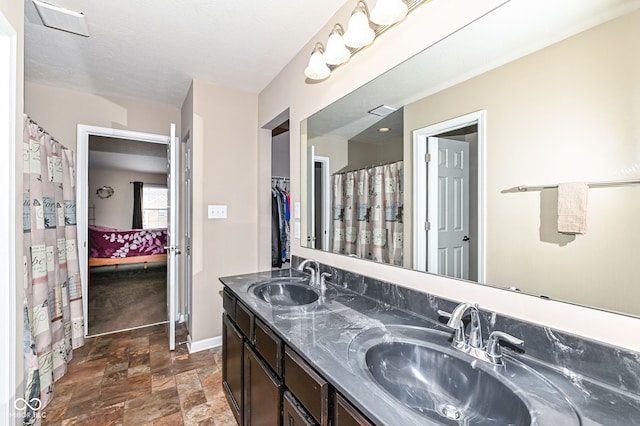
[88,225,167,258]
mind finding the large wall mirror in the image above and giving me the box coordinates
[302,0,640,317]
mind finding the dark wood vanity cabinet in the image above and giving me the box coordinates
[333,393,374,426]
[222,314,244,425]
[283,391,317,426]
[222,287,375,426]
[284,346,329,425]
[243,343,282,426]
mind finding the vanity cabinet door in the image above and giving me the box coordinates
[284,347,329,425]
[333,393,374,426]
[243,343,282,426]
[283,391,317,426]
[222,314,244,425]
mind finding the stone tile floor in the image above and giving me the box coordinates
[41,324,236,426]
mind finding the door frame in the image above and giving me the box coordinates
[0,11,17,425]
[412,110,486,282]
[76,125,175,337]
[182,130,193,334]
[314,155,331,251]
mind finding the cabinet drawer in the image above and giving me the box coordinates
[235,301,254,341]
[284,347,329,425]
[283,391,317,426]
[222,288,236,319]
[254,318,283,378]
[334,393,374,426]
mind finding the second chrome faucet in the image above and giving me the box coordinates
[440,302,524,366]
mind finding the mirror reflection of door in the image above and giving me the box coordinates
[414,111,483,282]
[428,137,470,280]
[306,146,331,250]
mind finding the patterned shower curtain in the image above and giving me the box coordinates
[22,115,84,424]
[332,161,404,266]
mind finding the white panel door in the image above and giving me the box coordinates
[166,123,179,350]
[428,137,470,279]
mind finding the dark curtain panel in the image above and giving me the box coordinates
[132,181,144,229]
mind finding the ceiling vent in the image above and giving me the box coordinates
[32,0,90,37]
[368,104,397,117]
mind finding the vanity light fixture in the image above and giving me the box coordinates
[304,0,428,82]
[304,43,331,80]
[323,24,351,66]
[370,0,409,25]
[343,1,376,49]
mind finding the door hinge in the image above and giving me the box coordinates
[425,153,431,163]
[425,222,430,231]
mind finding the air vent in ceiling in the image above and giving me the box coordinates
[32,0,90,37]
[368,104,397,117]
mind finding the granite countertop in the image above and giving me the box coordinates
[220,269,640,426]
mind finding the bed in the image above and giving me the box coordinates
[88,225,167,269]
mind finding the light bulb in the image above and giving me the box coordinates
[304,44,331,80]
[370,0,408,26]
[343,3,375,49]
[323,25,351,66]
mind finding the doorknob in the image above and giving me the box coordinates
[462,235,470,242]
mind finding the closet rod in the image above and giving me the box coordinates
[517,178,640,192]
[271,176,290,180]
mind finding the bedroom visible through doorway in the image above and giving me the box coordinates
[85,133,169,336]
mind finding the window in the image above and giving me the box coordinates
[143,185,168,229]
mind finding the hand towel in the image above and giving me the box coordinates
[557,182,588,234]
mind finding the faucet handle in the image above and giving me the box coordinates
[485,331,524,366]
[320,272,332,283]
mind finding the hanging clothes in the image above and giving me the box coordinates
[271,189,282,268]
[271,178,290,268]
[22,115,85,424]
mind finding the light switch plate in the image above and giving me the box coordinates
[208,205,227,219]
[294,221,300,239]
[294,202,301,219]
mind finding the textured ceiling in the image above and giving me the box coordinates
[24,0,349,107]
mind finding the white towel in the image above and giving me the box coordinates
[557,182,588,234]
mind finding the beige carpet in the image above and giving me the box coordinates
[87,262,167,336]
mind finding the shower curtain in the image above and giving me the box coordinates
[332,161,404,266]
[22,115,84,424]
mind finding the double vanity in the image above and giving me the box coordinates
[219,258,640,425]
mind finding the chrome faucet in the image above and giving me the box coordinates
[446,303,483,350]
[440,302,524,366]
[297,259,320,285]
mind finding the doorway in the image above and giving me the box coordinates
[77,125,180,348]
[85,135,169,336]
[271,120,291,269]
[413,111,486,283]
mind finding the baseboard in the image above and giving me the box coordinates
[187,335,222,353]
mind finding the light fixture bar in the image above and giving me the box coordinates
[304,0,431,81]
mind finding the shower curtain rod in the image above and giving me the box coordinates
[334,159,403,175]
[26,115,62,145]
